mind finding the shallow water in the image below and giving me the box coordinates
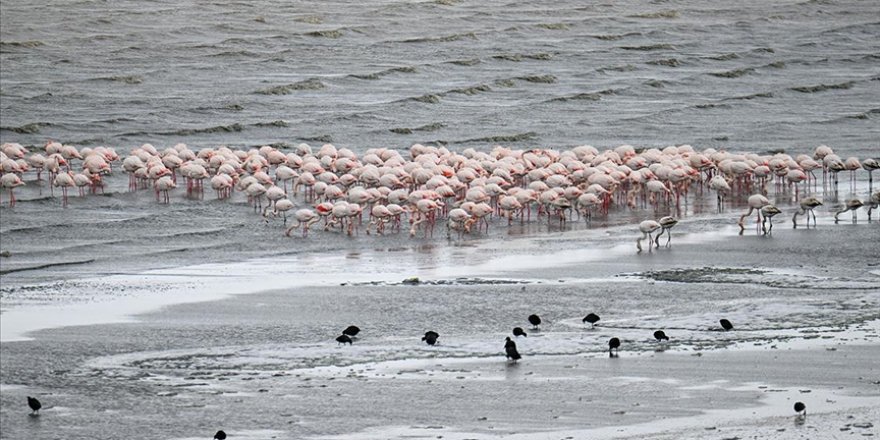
[2,0,880,438]
[1,0,878,154]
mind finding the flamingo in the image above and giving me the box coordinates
[154,176,176,204]
[834,198,863,223]
[636,220,662,253]
[792,197,822,228]
[760,205,782,234]
[284,208,319,237]
[866,191,879,221]
[654,216,678,247]
[738,194,770,231]
[863,158,879,192]
[1,173,25,207]
[52,171,76,207]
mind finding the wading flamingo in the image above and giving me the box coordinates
[636,220,662,253]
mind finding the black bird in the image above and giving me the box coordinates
[422,331,439,346]
[719,319,734,331]
[794,401,806,417]
[343,325,361,337]
[214,430,227,440]
[608,337,621,357]
[512,327,528,337]
[504,337,521,362]
[528,314,541,329]
[336,334,353,345]
[27,396,41,415]
[653,330,669,342]
[582,313,600,328]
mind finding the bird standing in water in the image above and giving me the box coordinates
[505,337,522,362]
[636,220,662,252]
[792,197,822,228]
[653,330,669,342]
[720,319,734,331]
[342,325,360,337]
[760,205,782,234]
[336,335,353,345]
[422,331,439,346]
[583,313,600,328]
[214,430,227,440]
[528,314,542,330]
[512,327,528,337]
[794,401,806,418]
[654,216,678,247]
[27,396,41,415]
[608,337,621,357]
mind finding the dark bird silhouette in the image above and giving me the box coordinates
[214,430,227,440]
[582,313,600,328]
[719,319,734,331]
[608,337,620,357]
[653,330,669,342]
[528,314,541,329]
[505,337,521,362]
[512,327,528,337]
[27,396,41,415]
[336,334,353,345]
[422,331,439,346]
[343,325,360,337]
[794,401,806,417]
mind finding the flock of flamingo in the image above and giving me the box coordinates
[1,141,878,250]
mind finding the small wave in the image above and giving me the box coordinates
[434,0,463,5]
[464,132,537,143]
[447,58,481,66]
[752,47,775,53]
[0,40,45,51]
[1,122,53,134]
[709,67,755,78]
[790,81,855,93]
[300,134,333,143]
[693,103,731,109]
[546,88,615,103]
[535,23,569,30]
[644,79,671,88]
[726,92,773,100]
[592,33,641,41]
[350,66,417,80]
[390,122,446,135]
[447,84,491,95]
[164,124,244,136]
[401,94,442,104]
[620,43,675,51]
[492,53,553,62]
[516,75,557,83]
[400,32,476,44]
[629,10,679,19]
[708,53,740,61]
[765,61,785,68]
[253,120,289,128]
[846,108,880,120]
[304,29,344,38]
[93,75,144,84]
[597,64,637,73]
[255,78,325,95]
[295,16,323,24]
[646,58,680,67]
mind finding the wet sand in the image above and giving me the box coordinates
[1,217,879,439]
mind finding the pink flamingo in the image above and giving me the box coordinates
[52,171,76,207]
[738,194,770,232]
[792,197,822,228]
[636,220,662,253]
[1,173,25,207]
[285,209,319,237]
